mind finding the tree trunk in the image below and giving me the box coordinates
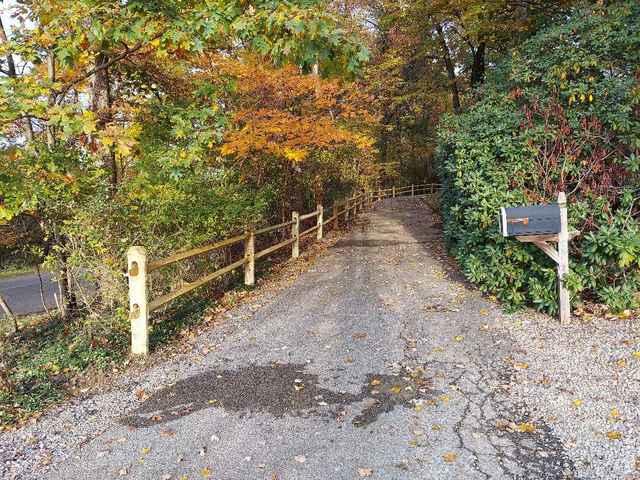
[436,23,461,114]
[470,41,486,87]
[0,16,34,141]
[46,52,56,147]
[91,52,118,188]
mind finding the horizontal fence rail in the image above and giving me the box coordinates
[126,183,441,355]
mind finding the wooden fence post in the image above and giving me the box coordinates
[291,212,300,258]
[392,186,396,198]
[411,184,415,197]
[244,228,255,286]
[127,246,149,356]
[557,192,570,325]
[317,205,323,240]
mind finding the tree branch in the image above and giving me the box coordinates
[55,31,165,104]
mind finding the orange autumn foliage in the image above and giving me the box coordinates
[197,55,377,164]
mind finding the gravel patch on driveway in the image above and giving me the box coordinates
[1,197,637,479]
[497,311,640,479]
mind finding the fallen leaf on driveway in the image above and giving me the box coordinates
[358,467,373,477]
[442,452,458,463]
[572,399,583,408]
[514,362,529,370]
[610,408,621,421]
[389,385,402,394]
[118,467,128,476]
[141,447,151,455]
[370,379,382,386]
[294,455,306,463]
[606,431,623,440]
[200,467,212,478]
[453,336,464,342]
[515,422,536,433]
[160,428,176,438]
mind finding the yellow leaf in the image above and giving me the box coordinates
[479,308,489,316]
[101,136,115,148]
[515,422,536,433]
[370,379,382,386]
[284,148,308,162]
[454,335,464,342]
[442,452,458,463]
[572,399,583,408]
[606,431,622,440]
[514,362,529,370]
[632,351,640,360]
[358,468,373,477]
[389,385,402,394]
[220,144,234,156]
[616,359,627,368]
[200,467,212,478]
[141,447,151,455]
[609,408,621,421]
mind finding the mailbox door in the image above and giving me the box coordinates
[501,204,561,237]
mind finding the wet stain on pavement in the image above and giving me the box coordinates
[120,363,439,429]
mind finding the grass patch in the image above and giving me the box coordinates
[0,265,35,279]
[0,315,127,429]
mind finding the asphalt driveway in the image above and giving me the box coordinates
[2,198,638,480]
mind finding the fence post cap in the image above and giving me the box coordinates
[127,246,147,257]
[557,192,566,205]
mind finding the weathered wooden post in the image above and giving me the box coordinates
[411,184,415,197]
[317,205,324,240]
[244,227,255,286]
[557,192,570,325]
[392,186,396,198]
[377,188,381,202]
[127,246,149,356]
[291,211,300,258]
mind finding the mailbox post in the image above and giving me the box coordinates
[499,192,577,325]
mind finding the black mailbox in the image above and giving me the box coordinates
[500,204,561,237]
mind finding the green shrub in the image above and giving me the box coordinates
[437,1,640,314]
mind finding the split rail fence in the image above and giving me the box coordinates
[127,183,441,355]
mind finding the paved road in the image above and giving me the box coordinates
[0,271,58,317]
[7,197,625,479]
